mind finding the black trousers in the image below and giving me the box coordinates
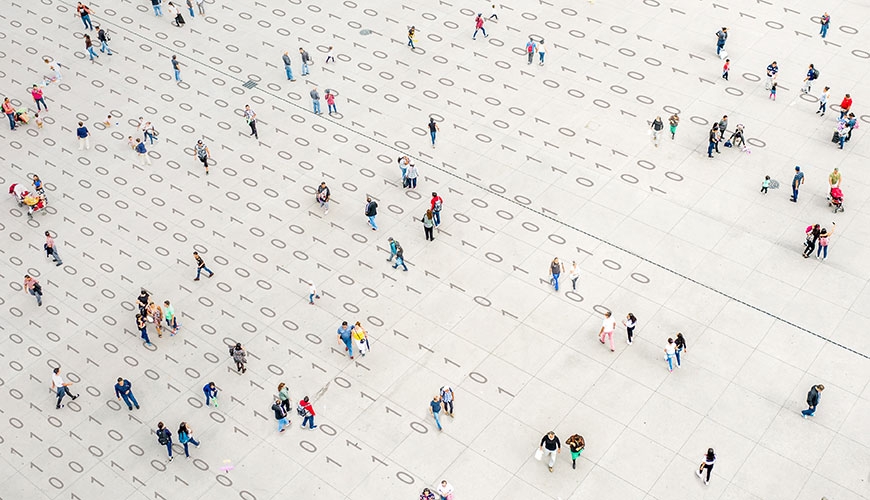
[249,120,258,138]
[627,327,634,343]
[424,226,434,240]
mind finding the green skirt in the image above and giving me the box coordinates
[570,449,583,460]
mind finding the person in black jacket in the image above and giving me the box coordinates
[365,196,378,231]
[96,25,113,55]
[801,384,825,418]
[539,431,561,472]
[272,398,290,432]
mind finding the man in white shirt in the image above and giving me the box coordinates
[598,311,616,352]
[308,283,320,305]
[51,366,79,409]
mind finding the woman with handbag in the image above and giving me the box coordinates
[352,321,369,356]
[566,434,585,469]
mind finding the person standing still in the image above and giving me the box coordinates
[674,332,687,367]
[114,377,140,410]
[623,313,637,345]
[193,251,214,280]
[282,51,296,81]
[316,181,330,214]
[3,97,16,130]
[791,166,804,202]
[722,58,730,80]
[308,282,320,305]
[44,231,62,265]
[194,140,210,174]
[839,94,852,119]
[230,343,247,373]
[801,64,818,93]
[598,311,616,352]
[430,192,443,226]
[325,89,337,115]
[650,116,663,147]
[801,384,825,418]
[77,121,90,150]
[203,382,218,407]
[430,395,444,431]
[697,448,716,485]
[24,274,43,306]
[549,257,564,291]
[365,196,378,231]
[310,86,322,114]
[765,61,778,90]
[299,47,311,76]
[244,105,258,139]
[819,12,830,38]
[428,118,440,148]
[405,161,419,188]
[171,55,182,81]
[30,84,48,111]
[669,113,679,139]
[51,366,79,409]
[817,86,830,116]
[155,422,173,461]
[539,432,561,472]
[715,27,727,55]
[707,126,718,158]
[440,386,454,417]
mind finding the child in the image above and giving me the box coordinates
[35,112,44,129]
[761,175,770,194]
[722,59,730,81]
[127,135,136,150]
[769,82,777,100]
[103,114,112,127]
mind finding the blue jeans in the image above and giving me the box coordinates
[182,437,200,457]
[539,52,545,63]
[393,256,408,271]
[100,41,112,55]
[716,42,724,54]
[675,347,683,366]
[165,316,177,331]
[552,273,560,291]
[666,354,674,371]
[328,104,336,114]
[196,266,213,279]
[430,131,437,145]
[139,327,151,344]
[30,288,42,306]
[120,391,139,409]
[87,47,98,60]
[204,388,217,406]
[6,113,14,130]
[302,415,316,429]
[278,417,288,431]
[35,98,47,111]
[707,142,715,157]
[801,406,816,417]
[473,27,487,38]
[817,245,828,258]
[188,7,195,17]
[56,386,72,406]
[368,215,377,230]
[432,411,442,430]
[343,337,353,356]
[820,24,828,38]
[165,440,173,457]
[312,100,321,113]
[174,69,181,81]
[301,63,309,75]
[144,131,156,144]
[839,135,846,149]
[154,5,162,16]
[433,210,440,226]
[408,37,415,48]
[284,65,294,80]
[82,14,93,30]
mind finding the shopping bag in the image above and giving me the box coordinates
[534,449,543,461]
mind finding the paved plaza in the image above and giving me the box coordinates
[2,0,870,499]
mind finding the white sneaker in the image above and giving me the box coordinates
[696,470,702,479]
[324,209,329,215]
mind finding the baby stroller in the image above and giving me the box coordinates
[8,183,29,207]
[23,193,47,219]
[828,187,844,213]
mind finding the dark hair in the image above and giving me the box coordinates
[668,337,674,343]
[676,332,684,340]
[303,396,310,402]
[117,377,123,382]
[178,422,188,434]
[706,448,716,460]
[628,313,636,322]
[54,367,60,374]
[157,421,165,429]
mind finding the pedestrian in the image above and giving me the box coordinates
[429,394,444,431]
[84,34,99,62]
[819,12,830,38]
[24,274,43,306]
[436,480,454,500]
[718,115,728,138]
[96,25,113,55]
[770,82,778,100]
[298,396,317,429]
[168,2,185,26]
[44,57,63,82]
[310,86,322,114]
[325,89,337,115]
[195,0,204,15]
[765,61,778,90]
[489,3,499,20]
[137,288,150,316]
[706,126,718,158]
[817,86,830,116]
[337,321,354,359]
[696,448,716,485]
[568,261,580,291]
[281,51,296,81]
[3,97,16,130]
[244,105,258,139]
[155,422,173,461]
[147,300,164,338]
[352,321,370,355]
[715,27,727,55]
[77,2,94,31]
[598,311,616,351]
[143,121,158,144]
[272,398,290,432]
[472,13,488,40]
[428,117,440,148]
[801,384,825,418]
[549,257,564,291]
[791,166,804,202]
[316,181,330,214]
[664,337,676,372]
[761,175,770,194]
[668,113,679,139]
[622,313,637,345]
[386,237,399,262]
[278,382,291,412]
[177,422,200,458]
[816,224,835,260]
[440,386,454,417]
[525,38,537,65]
[230,342,247,373]
[163,300,179,335]
[114,377,140,410]
[186,0,194,18]
[193,251,214,280]
[803,224,821,258]
[194,140,210,174]
[135,138,152,166]
[44,231,62,265]
[405,161,419,188]
[203,382,218,407]
[421,210,435,241]
[828,167,841,188]
[674,332,687,367]
[539,431,561,472]
[420,488,436,500]
[839,94,852,119]
[51,366,79,409]
[171,55,182,81]
[728,124,745,149]
[538,39,546,65]
[364,196,378,231]
[152,0,163,16]
[30,84,47,111]
[32,174,45,198]
[325,46,335,64]
[408,26,417,49]
[136,314,152,345]
[430,192,443,226]
[566,434,585,470]
[308,282,320,305]
[75,121,91,151]
[650,116,663,147]
[299,47,311,76]
[392,244,408,271]
[722,58,730,80]
[802,64,819,93]
[397,155,411,179]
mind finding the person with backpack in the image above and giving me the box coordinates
[815,224,835,260]
[194,140,210,174]
[96,25,113,55]
[114,377,140,410]
[715,27,727,55]
[525,38,537,65]
[298,396,317,430]
[801,384,825,417]
[802,64,819,93]
[24,274,43,306]
[203,382,218,407]
[155,422,174,461]
[430,192,443,226]
[177,422,200,458]
[230,343,247,373]
[392,244,408,271]
[272,398,290,432]
[364,196,378,231]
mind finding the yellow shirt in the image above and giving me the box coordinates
[351,326,367,341]
[829,171,840,185]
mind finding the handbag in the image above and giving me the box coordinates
[534,448,543,461]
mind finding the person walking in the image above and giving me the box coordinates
[193,251,214,280]
[525,38,537,65]
[325,46,335,64]
[163,300,179,335]
[337,321,354,359]
[386,237,399,262]
[407,26,417,49]
[664,337,676,372]
[472,13,488,40]
[352,321,370,356]
[96,25,113,56]
[177,422,200,458]
[440,386,455,417]
[828,168,841,189]
[650,116,664,147]
[715,27,727,55]
[230,342,247,373]
[77,121,90,150]
[51,366,79,409]
[392,244,408,271]
[298,396,317,429]
[272,398,290,432]
[761,175,771,194]
[765,61,778,90]
[537,39,546,65]
[791,166,804,202]
[436,480,454,500]
[308,282,320,305]
[135,139,151,166]
[30,84,48,112]
[77,2,94,30]
[195,0,204,15]
[194,140,210,174]
[668,113,679,139]
[489,3,499,20]
[839,94,852,119]
[769,81,777,100]
[623,313,637,345]
[3,97,16,130]
[801,64,819,93]
[137,314,152,346]
[325,89,337,115]
[430,192,443,226]
[152,0,163,16]
[674,332,688,367]
[143,121,158,144]
[549,257,564,291]
[168,2,186,26]
[722,58,730,81]
[429,394,444,431]
[155,422,174,461]
[244,105,258,139]
[310,86,322,114]
[816,224,835,260]
[299,47,311,76]
[24,274,43,306]
[316,181,330,214]
[44,231,62,265]
[428,117,440,148]
[171,55,182,81]
[203,382,218,408]
[114,377,140,410]
[539,431,561,472]
[598,311,616,352]
[364,196,378,231]
[277,382,291,413]
[186,0,194,17]
[817,86,830,116]
[421,210,435,241]
[696,448,716,485]
[801,384,825,418]
[281,51,296,81]
[568,261,580,291]
[819,12,830,38]
[405,161,419,189]
[397,155,412,180]
[566,434,585,469]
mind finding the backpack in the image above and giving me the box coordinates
[296,403,308,417]
[526,43,534,53]
[157,430,169,445]
[812,69,819,79]
[433,199,442,211]
[178,431,189,444]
